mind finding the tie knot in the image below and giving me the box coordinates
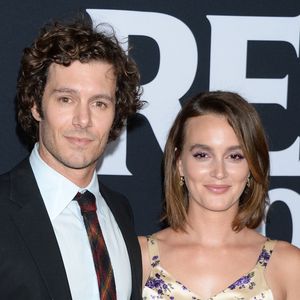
[74,190,97,214]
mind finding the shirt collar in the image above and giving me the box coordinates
[29,143,99,221]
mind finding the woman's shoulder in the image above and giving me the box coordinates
[272,240,300,263]
[138,228,169,244]
[138,228,174,286]
[138,228,177,257]
[138,229,169,257]
[273,240,300,271]
[140,227,175,241]
[266,239,300,275]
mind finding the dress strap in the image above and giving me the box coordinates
[256,238,277,270]
[146,234,160,268]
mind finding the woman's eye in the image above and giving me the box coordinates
[193,152,209,159]
[229,153,244,160]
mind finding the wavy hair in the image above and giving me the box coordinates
[17,14,143,144]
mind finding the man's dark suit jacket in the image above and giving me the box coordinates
[0,158,142,300]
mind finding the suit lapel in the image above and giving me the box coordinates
[9,159,72,300]
[99,181,142,300]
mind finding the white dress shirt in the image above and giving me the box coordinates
[29,143,131,300]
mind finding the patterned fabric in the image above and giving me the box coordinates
[143,235,276,300]
[74,191,116,300]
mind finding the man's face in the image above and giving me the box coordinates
[31,60,116,180]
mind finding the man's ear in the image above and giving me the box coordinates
[31,103,42,121]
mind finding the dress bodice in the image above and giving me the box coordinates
[142,235,275,300]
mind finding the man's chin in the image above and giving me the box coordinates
[60,157,98,170]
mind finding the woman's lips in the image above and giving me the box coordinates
[204,184,231,194]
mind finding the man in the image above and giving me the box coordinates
[0,15,143,300]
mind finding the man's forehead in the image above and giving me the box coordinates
[46,60,116,80]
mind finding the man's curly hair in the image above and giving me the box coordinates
[17,15,143,144]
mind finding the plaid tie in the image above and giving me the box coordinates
[74,190,117,300]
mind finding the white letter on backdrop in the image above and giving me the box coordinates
[208,15,300,176]
[88,9,197,175]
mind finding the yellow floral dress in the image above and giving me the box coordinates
[142,235,275,300]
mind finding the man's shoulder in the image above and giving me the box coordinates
[0,157,31,176]
[0,170,10,194]
[0,157,31,198]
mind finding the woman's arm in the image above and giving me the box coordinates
[266,240,300,299]
[283,243,300,299]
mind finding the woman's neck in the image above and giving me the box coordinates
[183,204,245,246]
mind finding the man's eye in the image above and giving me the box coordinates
[94,101,107,108]
[59,97,71,103]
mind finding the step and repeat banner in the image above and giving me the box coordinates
[1,1,300,246]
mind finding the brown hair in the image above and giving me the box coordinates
[163,91,270,231]
[17,14,143,144]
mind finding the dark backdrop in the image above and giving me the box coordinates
[1,0,299,247]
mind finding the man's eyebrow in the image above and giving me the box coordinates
[90,94,115,103]
[52,88,115,102]
[52,88,78,95]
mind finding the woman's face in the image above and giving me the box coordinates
[177,114,249,214]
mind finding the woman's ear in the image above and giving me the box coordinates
[177,156,184,177]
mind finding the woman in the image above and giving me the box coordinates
[139,91,300,299]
